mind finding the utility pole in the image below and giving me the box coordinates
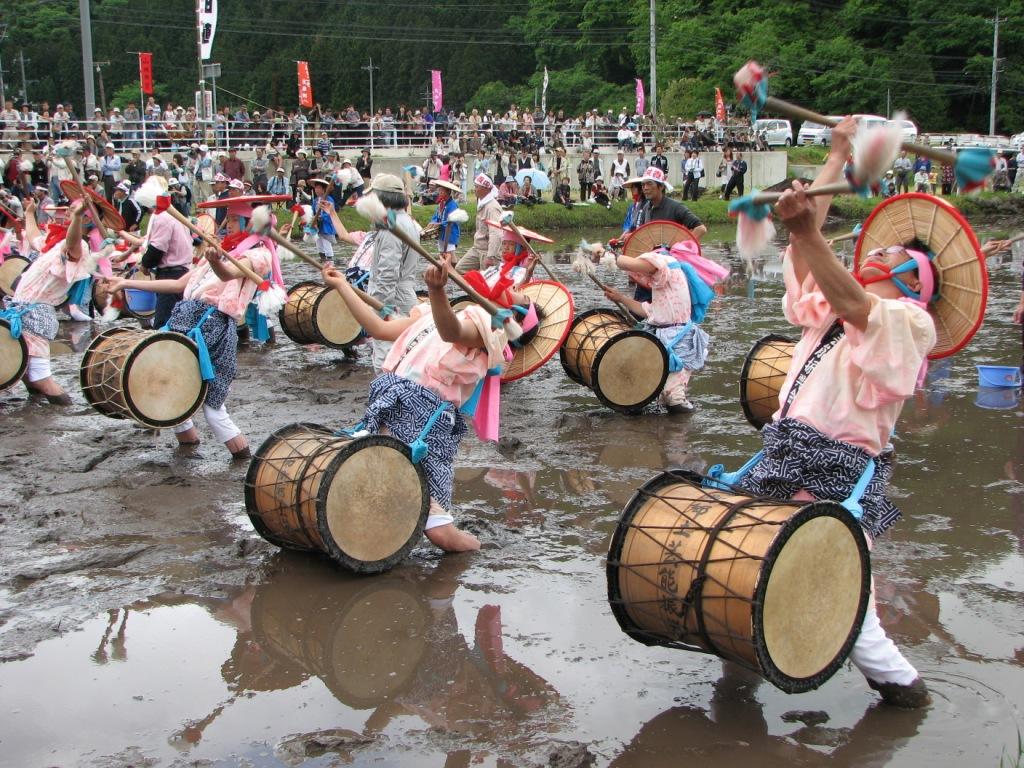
[649,0,657,115]
[17,48,27,104]
[79,0,96,115]
[990,10,1000,135]
[886,88,891,119]
[361,57,380,149]
[0,25,7,106]
[195,2,207,134]
[95,61,109,114]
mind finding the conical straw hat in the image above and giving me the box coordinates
[624,221,702,258]
[855,192,987,359]
[502,279,575,383]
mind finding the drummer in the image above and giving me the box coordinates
[4,198,96,404]
[140,187,195,329]
[427,180,462,255]
[309,177,337,264]
[321,254,514,552]
[599,243,721,414]
[106,197,275,459]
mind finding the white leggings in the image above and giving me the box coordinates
[849,584,920,686]
[26,356,52,383]
[316,235,335,260]
[172,404,242,444]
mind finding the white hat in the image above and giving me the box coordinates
[228,178,245,191]
[116,180,131,192]
[198,144,209,152]
[623,165,674,192]
[168,178,180,187]
[275,166,285,173]
[369,173,404,194]
[105,142,115,149]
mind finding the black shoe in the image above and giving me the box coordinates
[867,677,931,709]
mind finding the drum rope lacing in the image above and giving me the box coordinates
[609,475,783,652]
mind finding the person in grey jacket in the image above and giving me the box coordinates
[366,173,421,370]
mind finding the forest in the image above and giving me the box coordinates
[3,0,1024,132]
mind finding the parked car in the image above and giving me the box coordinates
[899,119,919,140]
[754,119,793,147]
[798,117,843,145]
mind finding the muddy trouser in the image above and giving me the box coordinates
[151,266,188,329]
[173,404,241,443]
[316,234,335,261]
[849,537,920,686]
[723,174,744,199]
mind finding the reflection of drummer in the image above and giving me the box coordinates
[322,253,520,552]
[736,119,937,709]
[107,198,274,459]
[8,198,97,404]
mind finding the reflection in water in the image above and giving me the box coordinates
[130,554,563,755]
[610,666,926,767]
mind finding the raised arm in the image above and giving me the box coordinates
[23,197,42,246]
[425,254,484,347]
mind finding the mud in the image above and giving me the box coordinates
[0,224,1022,767]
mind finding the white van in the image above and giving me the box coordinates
[754,119,793,147]
[798,117,843,145]
[899,119,919,140]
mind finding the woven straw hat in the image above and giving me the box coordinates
[59,181,126,231]
[429,179,462,194]
[624,221,702,259]
[501,279,575,383]
[855,192,987,359]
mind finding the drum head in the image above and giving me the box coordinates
[317,435,429,573]
[559,308,625,386]
[593,330,668,413]
[739,334,795,430]
[756,503,870,689]
[502,280,575,383]
[195,213,217,238]
[313,285,363,348]
[0,319,28,391]
[624,221,701,259]
[0,255,29,298]
[124,332,208,427]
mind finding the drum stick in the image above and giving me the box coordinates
[750,181,852,205]
[576,262,635,324]
[0,202,23,233]
[164,206,267,286]
[264,228,386,312]
[65,157,111,241]
[763,97,957,166]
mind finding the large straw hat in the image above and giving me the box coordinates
[855,192,987,359]
[429,179,462,194]
[501,279,575,383]
[59,181,126,231]
[624,220,702,259]
[485,218,554,245]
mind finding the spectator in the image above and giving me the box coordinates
[591,177,611,208]
[723,152,747,201]
[634,145,650,178]
[553,179,573,208]
[682,150,703,201]
[356,148,373,182]
[893,151,912,194]
[497,177,518,206]
[577,149,596,201]
[610,150,630,200]
[650,143,669,174]
[267,166,290,196]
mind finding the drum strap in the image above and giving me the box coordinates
[779,320,845,419]
[162,305,217,381]
[0,300,57,340]
[338,400,455,464]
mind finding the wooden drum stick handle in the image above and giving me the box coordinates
[164,206,265,285]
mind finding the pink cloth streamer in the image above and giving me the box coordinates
[736,213,776,259]
[669,240,730,285]
[228,234,283,287]
[472,344,514,442]
[95,257,113,278]
[0,231,11,263]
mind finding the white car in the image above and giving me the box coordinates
[754,119,793,147]
[899,119,919,140]
[798,117,843,145]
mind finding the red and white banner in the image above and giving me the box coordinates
[139,52,154,95]
[431,70,443,114]
[635,78,645,116]
[297,61,313,109]
[715,87,726,122]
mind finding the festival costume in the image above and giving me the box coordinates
[169,245,272,443]
[4,233,90,381]
[738,249,936,688]
[633,251,709,409]
[363,302,507,530]
[429,198,461,253]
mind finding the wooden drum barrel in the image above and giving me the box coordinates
[739,334,795,430]
[0,318,28,391]
[559,308,668,414]
[279,281,363,349]
[244,423,430,574]
[607,470,870,693]
[0,255,30,298]
[80,327,208,427]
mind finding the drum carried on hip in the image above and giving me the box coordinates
[607,470,870,693]
[0,318,28,391]
[560,308,668,414]
[279,281,363,349]
[0,255,30,298]
[244,423,430,574]
[739,334,795,430]
[80,327,207,427]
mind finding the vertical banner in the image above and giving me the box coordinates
[199,0,218,61]
[139,52,154,95]
[715,87,726,122]
[431,70,443,113]
[635,78,645,116]
[297,61,314,108]
[541,66,549,114]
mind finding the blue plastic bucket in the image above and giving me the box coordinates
[975,386,1020,410]
[125,288,157,313]
[977,365,1022,388]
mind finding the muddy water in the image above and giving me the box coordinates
[1,226,1022,767]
